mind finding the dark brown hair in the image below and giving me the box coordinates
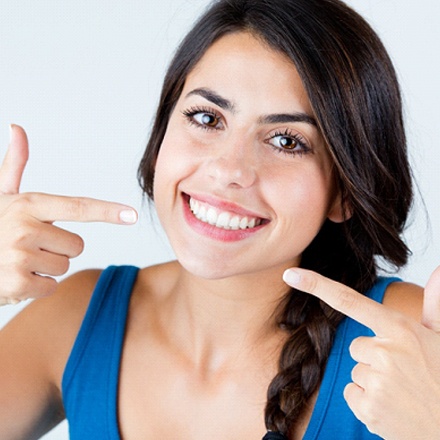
[138,0,412,436]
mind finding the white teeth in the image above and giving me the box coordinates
[199,205,207,222]
[188,197,261,230]
[206,208,217,225]
[239,217,248,229]
[229,216,240,230]
[216,212,231,229]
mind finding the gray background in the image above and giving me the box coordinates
[0,1,438,438]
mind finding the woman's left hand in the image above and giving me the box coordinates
[282,266,440,439]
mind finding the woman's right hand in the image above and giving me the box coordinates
[0,124,138,305]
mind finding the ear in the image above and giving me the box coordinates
[327,192,352,223]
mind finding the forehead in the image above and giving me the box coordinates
[182,32,313,115]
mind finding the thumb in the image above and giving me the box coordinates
[422,266,440,332]
[0,124,29,194]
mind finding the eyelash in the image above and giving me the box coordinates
[267,129,312,157]
[182,106,223,131]
[181,106,312,157]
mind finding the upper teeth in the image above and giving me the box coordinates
[189,197,261,230]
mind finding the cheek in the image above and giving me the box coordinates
[270,166,334,225]
[153,130,189,194]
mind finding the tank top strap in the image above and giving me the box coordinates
[303,276,401,439]
[62,265,139,439]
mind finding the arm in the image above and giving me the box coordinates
[283,267,440,440]
[0,269,101,439]
[0,124,137,438]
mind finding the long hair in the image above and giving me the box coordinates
[138,0,413,436]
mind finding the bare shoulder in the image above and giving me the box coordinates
[1,269,103,384]
[0,269,104,437]
[383,279,423,321]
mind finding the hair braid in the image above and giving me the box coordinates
[265,291,344,435]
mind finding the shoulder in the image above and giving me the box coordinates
[1,269,104,385]
[382,279,423,321]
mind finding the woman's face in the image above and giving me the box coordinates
[154,32,341,280]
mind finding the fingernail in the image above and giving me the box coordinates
[283,269,301,285]
[8,124,13,141]
[119,209,137,224]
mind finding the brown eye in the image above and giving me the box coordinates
[278,136,298,150]
[266,130,312,157]
[193,111,220,128]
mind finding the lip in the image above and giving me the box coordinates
[181,192,269,242]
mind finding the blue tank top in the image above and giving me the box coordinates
[62,265,400,439]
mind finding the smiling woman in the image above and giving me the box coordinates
[0,1,439,440]
[152,32,339,282]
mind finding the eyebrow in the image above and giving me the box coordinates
[258,113,317,127]
[186,87,236,112]
[185,87,317,127]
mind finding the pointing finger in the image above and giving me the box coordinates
[0,124,29,194]
[283,268,400,336]
[422,266,440,332]
[5,193,138,224]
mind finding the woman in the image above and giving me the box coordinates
[0,0,439,439]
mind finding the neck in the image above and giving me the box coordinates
[159,263,292,375]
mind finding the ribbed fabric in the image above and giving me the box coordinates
[62,266,399,439]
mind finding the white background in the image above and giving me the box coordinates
[0,0,438,438]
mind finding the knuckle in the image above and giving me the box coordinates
[8,193,35,212]
[373,343,393,368]
[11,224,34,247]
[9,249,32,269]
[64,197,87,219]
[334,285,357,312]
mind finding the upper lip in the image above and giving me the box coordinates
[183,192,269,220]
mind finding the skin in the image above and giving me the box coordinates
[0,32,430,439]
[283,268,440,439]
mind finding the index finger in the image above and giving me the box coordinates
[7,193,138,224]
[283,268,400,336]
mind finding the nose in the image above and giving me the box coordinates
[206,139,257,189]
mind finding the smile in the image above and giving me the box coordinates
[188,196,263,230]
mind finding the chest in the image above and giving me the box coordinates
[116,334,289,439]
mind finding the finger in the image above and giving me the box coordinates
[24,221,84,258]
[422,265,440,332]
[31,250,70,277]
[349,336,375,363]
[5,193,138,224]
[343,381,365,418]
[351,362,370,390]
[283,268,400,336]
[0,124,29,194]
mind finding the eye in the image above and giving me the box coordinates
[182,106,223,130]
[267,129,312,157]
[193,112,220,127]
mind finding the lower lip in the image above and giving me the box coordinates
[181,194,267,242]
